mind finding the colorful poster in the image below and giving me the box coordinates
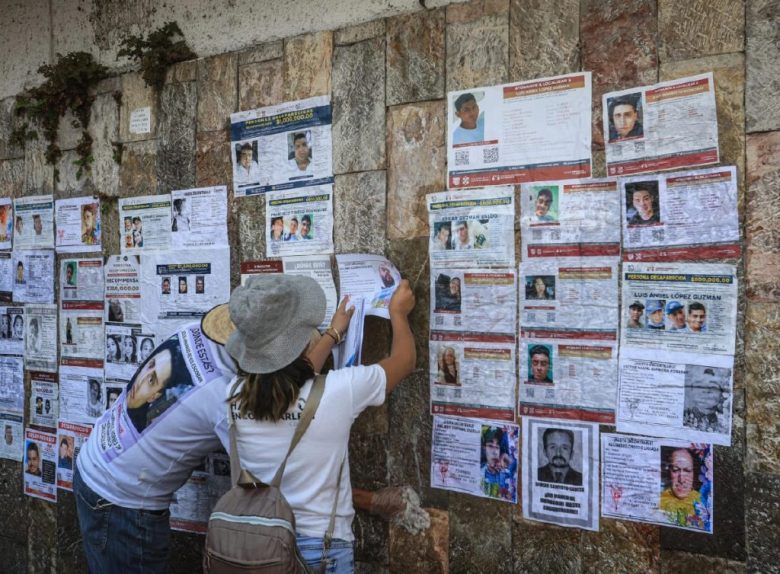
[266,186,334,256]
[56,421,92,491]
[54,196,101,253]
[430,269,516,334]
[24,428,57,502]
[0,197,12,250]
[60,301,105,363]
[12,195,54,249]
[61,258,104,302]
[119,194,172,254]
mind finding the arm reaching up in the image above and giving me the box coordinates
[379,279,416,393]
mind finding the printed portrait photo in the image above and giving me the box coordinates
[607,93,644,142]
[536,426,583,486]
[434,273,461,313]
[625,181,660,226]
[525,275,555,301]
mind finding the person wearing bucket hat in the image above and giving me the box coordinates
[227,278,417,572]
[666,300,687,331]
[74,274,354,574]
[646,299,665,330]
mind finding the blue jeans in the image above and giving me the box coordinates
[74,467,171,573]
[297,534,354,573]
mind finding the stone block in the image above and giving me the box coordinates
[581,0,658,147]
[449,492,513,574]
[284,32,334,101]
[355,562,388,574]
[119,72,157,143]
[157,81,197,193]
[386,101,446,240]
[0,97,23,160]
[349,431,389,490]
[746,0,780,133]
[0,159,25,199]
[99,196,121,259]
[119,140,158,197]
[581,519,660,573]
[239,41,284,66]
[658,0,744,62]
[660,551,746,574]
[57,110,83,152]
[335,19,386,46]
[511,514,581,573]
[238,59,284,111]
[446,1,509,92]
[389,508,448,574]
[55,149,94,198]
[746,131,780,302]
[745,471,780,573]
[0,460,28,543]
[27,497,57,574]
[0,536,26,574]
[386,10,445,106]
[334,171,387,255]
[24,135,54,195]
[196,129,232,188]
[508,0,579,82]
[354,511,389,565]
[169,531,205,574]
[236,194,267,263]
[57,491,86,573]
[333,38,386,174]
[197,53,238,133]
[88,91,120,197]
[165,60,198,84]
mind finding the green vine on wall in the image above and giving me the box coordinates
[118,22,196,91]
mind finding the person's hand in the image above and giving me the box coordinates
[329,295,355,336]
[389,279,415,318]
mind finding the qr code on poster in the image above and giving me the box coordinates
[483,147,499,164]
[454,150,470,166]
[651,229,664,242]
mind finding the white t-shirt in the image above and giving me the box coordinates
[232,365,386,541]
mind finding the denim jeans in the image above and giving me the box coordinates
[74,467,171,573]
[297,534,354,573]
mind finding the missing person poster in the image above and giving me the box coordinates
[12,249,55,303]
[24,428,57,502]
[336,254,400,320]
[61,258,104,302]
[0,305,24,355]
[427,188,515,268]
[621,262,738,355]
[30,372,58,429]
[0,197,12,249]
[59,364,106,424]
[0,411,23,461]
[604,73,719,176]
[522,417,599,531]
[170,186,229,249]
[620,166,740,261]
[170,452,231,533]
[56,421,92,491]
[54,196,101,253]
[60,301,105,363]
[0,356,24,413]
[447,72,592,189]
[24,304,58,373]
[230,95,333,196]
[617,347,733,446]
[0,252,13,302]
[602,434,713,533]
[139,248,231,342]
[12,195,54,249]
[105,255,142,324]
[104,323,156,381]
[119,194,173,254]
[430,269,516,334]
[520,178,621,259]
[432,415,519,503]
[266,186,334,256]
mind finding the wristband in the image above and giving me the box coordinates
[325,327,342,344]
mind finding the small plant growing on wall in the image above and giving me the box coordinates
[118,21,196,91]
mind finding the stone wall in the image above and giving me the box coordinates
[0,0,778,572]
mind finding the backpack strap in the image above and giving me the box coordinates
[319,453,346,572]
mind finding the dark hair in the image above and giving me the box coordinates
[661,447,702,491]
[293,132,307,143]
[542,428,574,450]
[610,97,637,115]
[530,345,550,359]
[17,261,23,269]
[60,436,69,448]
[688,302,706,313]
[271,216,283,225]
[301,214,312,225]
[132,217,141,224]
[482,426,505,448]
[240,143,252,153]
[228,356,315,422]
[537,188,553,200]
[290,216,298,224]
[455,93,476,112]
[27,442,39,455]
[89,379,102,399]
[83,204,94,215]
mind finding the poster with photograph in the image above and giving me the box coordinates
[427,187,515,268]
[447,73,592,189]
[431,416,519,503]
[170,186,229,249]
[60,301,105,363]
[12,249,55,303]
[0,355,24,413]
[520,178,621,259]
[430,269,516,334]
[620,166,740,261]
[0,306,24,356]
[170,451,231,533]
[265,186,334,257]
[105,255,142,324]
[336,254,400,320]
[230,95,333,196]
[59,365,106,424]
[522,417,599,531]
[104,323,155,381]
[24,304,58,373]
[0,411,24,461]
[12,195,54,249]
[61,258,104,302]
[54,196,101,253]
[602,434,713,533]
[119,194,172,254]
[56,421,92,491]
[0,197,12,250]
[0,252,12,302]
[604,73,719,176]
[621,262,738,355]
[30,373,58,429]
[617,347,733,446]
[24,428,57,502]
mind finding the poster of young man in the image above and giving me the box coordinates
[56,421,92,491]
[12,249,55,304]
[170,186,229,249]
[24,428,57,502]
[61,258,104,302]
[104,255,142,324]
[24,304,58,373]
[0,197,12,249]
[54,196,102,253]
[0,411,24,462]
[30,372,58,429]
[13,195,54,249]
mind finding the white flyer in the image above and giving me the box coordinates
[24,304,58,373]
[0,305,24,355]
[171,186,229,249]
[0,197,12,249]
[0,252,13,302]
[105,323,156,381]
[12,249,55,303]
[60,301,105,363]
[105,255,142,323]
[602,434,713,533]
[522,417,599,531]
[54,196,102,253]
[59,364,105,424]
[617,347,733,446]
[170,451,231,534]
[447,72,592,189]
[520,178,621,259]
[12,195,54,249]
[621,262,738,355]
[24,428,57,502]
[61,258,104,302]
[430,332,517,421]
[266,186,334,257]
[431,416,519,504]
[0,411,24,461]
[604,73,719,176]
[620,166,740,262]
[0,355,24,413]
[430,269,516,334]
[336,254,400,320]
[30,372,58,429]
[56,421,92,491]
[139,248,232,342]
[427,187,515,268]
[230,95,334,197]
[119,194,172,254]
